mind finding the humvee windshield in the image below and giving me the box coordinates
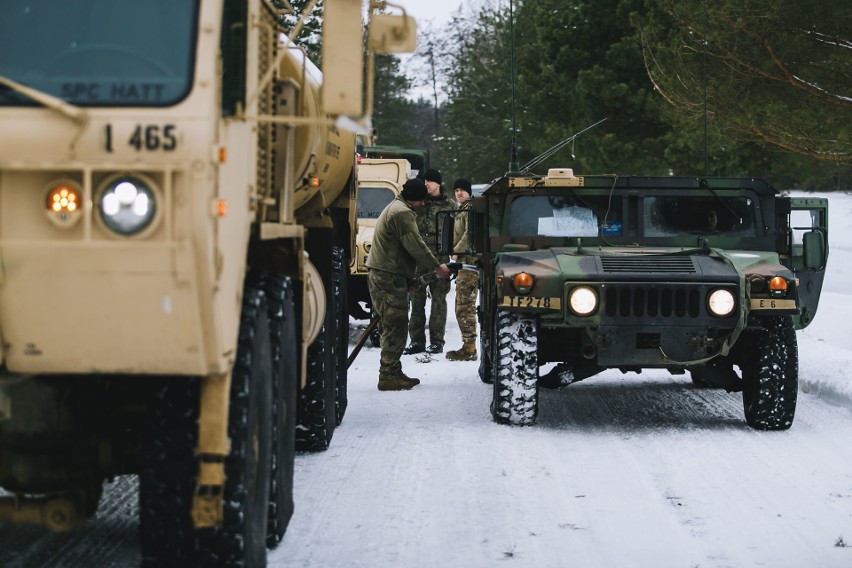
[357,187,396,219]
[507,193,757,239]
[508,194,621,237]
[0,1,198,107]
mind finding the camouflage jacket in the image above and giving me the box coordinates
[366,195,441,279]
[452,200,478,265]
[414,188,455,272]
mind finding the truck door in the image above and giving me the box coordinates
[789,197,829,328]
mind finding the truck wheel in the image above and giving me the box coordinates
[139,378,199,567]
[742,316,798,430]
[333,247,349,426]
[260,274,298,548]
[296,259,339,452]
[139,287,273,567]
[197,286,274,567]
[492,311,539,425]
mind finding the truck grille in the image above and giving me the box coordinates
[600,256,696,273]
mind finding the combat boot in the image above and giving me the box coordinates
[446,340,477,361]
[377,371,421,391]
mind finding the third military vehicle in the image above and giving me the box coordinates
[443,168,828,430]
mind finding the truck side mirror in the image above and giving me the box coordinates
[802,230,826,270]
[321,0,364,116]
[367,14,417,54]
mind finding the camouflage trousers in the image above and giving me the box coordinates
[454,269,479,343]
[408,274,451,347]
[368,269,410,377]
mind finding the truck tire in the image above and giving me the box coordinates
[742,316,798,430]
[296,252,340,452]
[196,286,274,567]
[139,378,199,567]
[260,274,297,548]
[492,311,539,425]
[140,286,274,567]
[332,247,349,426]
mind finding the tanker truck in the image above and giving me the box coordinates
[0,1,416,566]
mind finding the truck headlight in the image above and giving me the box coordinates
[97,175,158,236]
[707,288,736,317]
[569,286,598,316]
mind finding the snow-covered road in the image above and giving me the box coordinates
[2,191,850,568]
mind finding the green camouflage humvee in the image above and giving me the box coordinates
[441,169,828,430]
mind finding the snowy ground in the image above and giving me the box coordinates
[270,190,852,568]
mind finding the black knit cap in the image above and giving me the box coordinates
[401,178,428,201]
[453,178,472,195]
[422,168,443,185]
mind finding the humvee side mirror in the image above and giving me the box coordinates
[438,211,455,255]
[802,230,826,270]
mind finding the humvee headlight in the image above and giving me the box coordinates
[569,286,598,316]
[97,176,158,236]
[513,272,534,294]
[707,289,736,317]
[44,180,83,228]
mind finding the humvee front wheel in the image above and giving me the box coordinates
[492,311,538,425]
[742,316,798,430]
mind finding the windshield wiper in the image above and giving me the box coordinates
[0,75,89,125]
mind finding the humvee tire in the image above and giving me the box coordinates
[492,311,538,425]
[261,274,298,548]
[742,316,798,430]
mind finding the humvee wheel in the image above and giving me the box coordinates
[492,311,538,425]
[742,316,798,430]
[260,274,298,548]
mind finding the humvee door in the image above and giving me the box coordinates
[788,197,829,328]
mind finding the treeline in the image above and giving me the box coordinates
[372,0,851,191]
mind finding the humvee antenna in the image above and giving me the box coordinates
[519,118,607,174]
[508,0,520,174]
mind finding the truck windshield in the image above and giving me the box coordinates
[0,1,198,107]
[357,187,397,220]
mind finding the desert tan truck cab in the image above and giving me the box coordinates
[0,1,416,565]
[349,157,410,321]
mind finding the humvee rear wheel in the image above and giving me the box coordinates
[492,311,538,425]
[742,316,798,430]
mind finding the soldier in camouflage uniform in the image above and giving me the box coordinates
[447,178,479,361]
[404,168,456,355]
[367,178,451,390]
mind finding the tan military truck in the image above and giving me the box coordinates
[0,1,415,566]
[349,157,410,323]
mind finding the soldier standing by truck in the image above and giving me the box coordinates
[447,178,479,361]
[367,179,452,390]
[404,168,455,354]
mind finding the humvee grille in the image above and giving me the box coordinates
[600,256,696,273]
[603,284,702,319]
